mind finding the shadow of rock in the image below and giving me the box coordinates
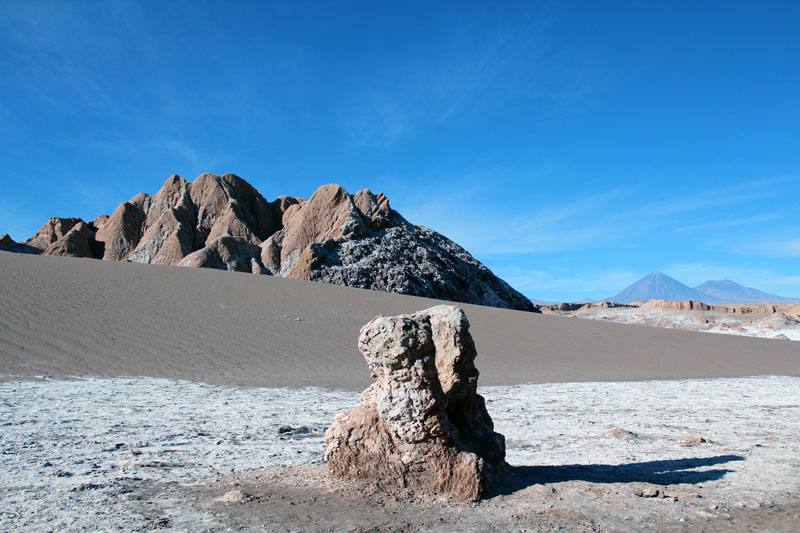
[496,455,745,496]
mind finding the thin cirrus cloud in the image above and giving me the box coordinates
[493,266,640,299]
[398,185,630,255]
[661,262,800,295]
[339,8,604,147]
[392,173,796,297]
[611,175,791,222]
[674,214,779,233]
[732,238,800,259]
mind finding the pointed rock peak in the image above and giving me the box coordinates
[0,233,40,254]
[309,183,350,204]
[25,217,85,251]
[353,188,390,208]
[276,195,302,210]
[220,173,248,185]
[128,192,152,209]
[153,174,190,201]
[162,174,188,188]
[353,188,397,229]
[192,172,250,192]
[42,221,95,258]
[191,172,221,188]
[90,214,109,229]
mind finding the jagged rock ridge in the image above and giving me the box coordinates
[1,173,536,312]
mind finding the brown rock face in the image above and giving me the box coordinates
[260,183,382,277]
[107,173,293,266]
[642,299,713,312]
[25,217,84,251]
[324,305,506,500]
[42,221,95,258]
[178,236,267,274]
[94,193,151,261]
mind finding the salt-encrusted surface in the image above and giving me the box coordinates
[1,376,799,530]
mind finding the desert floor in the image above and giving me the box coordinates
[1,253,799,531]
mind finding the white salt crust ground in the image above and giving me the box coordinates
[1,376,799,531]
[575,306,800,341]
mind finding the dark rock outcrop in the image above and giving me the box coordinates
[0,234,39,254]
[324,305,506,500]
[24,217,84,252]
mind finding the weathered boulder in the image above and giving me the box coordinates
[324,305,505,500]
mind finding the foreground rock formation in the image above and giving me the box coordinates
[2,173,536,312]
[324,305,506,500]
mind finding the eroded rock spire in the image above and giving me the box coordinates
[324,305,506,500]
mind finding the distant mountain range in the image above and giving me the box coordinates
[605,272,800,304]
[693,279,800,305]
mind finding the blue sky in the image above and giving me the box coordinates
[1,0,798,302]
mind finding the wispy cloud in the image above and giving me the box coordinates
[662,262,800,296]
[493,265,641,300]
[395,172,796,258]
[674,214,778,233]
[613,175,793,221]
[401,187,629,255]
[733,237,800,258]
[341,6,608,147]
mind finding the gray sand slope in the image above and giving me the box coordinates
[1,252,797,389]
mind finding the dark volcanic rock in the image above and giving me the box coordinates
[306,224,534,311]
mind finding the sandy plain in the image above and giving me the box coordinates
[1,252,799,531]
[1,253,798,388]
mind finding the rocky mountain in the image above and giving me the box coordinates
[606,272,721,304]
[694,279,800,304]
[0,173,537,312]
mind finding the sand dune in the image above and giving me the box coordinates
[1,252,797,389]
